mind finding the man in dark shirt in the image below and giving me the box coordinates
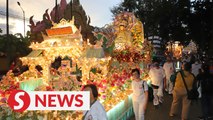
[197,64,213,119]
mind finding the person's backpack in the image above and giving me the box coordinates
[180,71,199,100]
[142,81,153,102]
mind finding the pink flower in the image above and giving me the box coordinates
[101,95,106,99]
[102,85,107,89]
[0,97,7,103]
[0,90,4,95]
[80,85,85,91]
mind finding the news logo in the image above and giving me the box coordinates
[8,90,30,112]
[7,90,90,112]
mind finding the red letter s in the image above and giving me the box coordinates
[75,94,83,107]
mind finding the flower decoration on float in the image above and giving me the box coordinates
[112,47,144,63]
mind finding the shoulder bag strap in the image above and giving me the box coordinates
[180,71,189,93]
[142,81,145,93]
[190,73,197,88]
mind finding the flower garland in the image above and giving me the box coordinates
[112,47,144,63]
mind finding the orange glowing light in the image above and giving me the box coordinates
[46,27,73,36]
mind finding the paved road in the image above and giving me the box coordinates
[128,93,211,120]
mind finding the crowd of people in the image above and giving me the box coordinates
[145,55,213,120]
[82,55,212,120]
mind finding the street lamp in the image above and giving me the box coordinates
[17,1,25,37]
[55,0,58,22]
[6,0,9,37]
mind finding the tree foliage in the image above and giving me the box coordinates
[0,33,32,62]
[111,0,213,55]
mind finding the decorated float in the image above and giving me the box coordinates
[0,12,152,120]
